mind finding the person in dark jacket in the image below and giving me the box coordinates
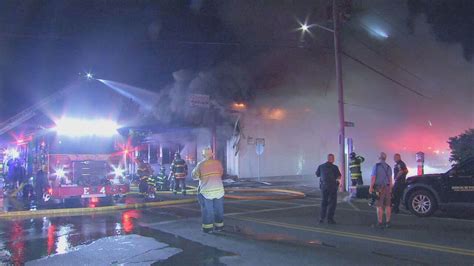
[316,154,342,224]
[35,169,47,203]
[392,154,408,213]
[349,152,365,186]
[170,153,188,195]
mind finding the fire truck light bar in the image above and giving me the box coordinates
[54,118,119,137]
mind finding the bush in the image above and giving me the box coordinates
[448,129,474,164]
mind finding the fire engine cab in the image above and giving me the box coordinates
[41,118,131,205]
[45,153,129,204]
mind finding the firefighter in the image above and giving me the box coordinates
[136,157,153,195]
[34,168,47,204]
[146,173,158,199]
[192,147,225,233]
[156,166,168,191]
[170,152,188,195]
[349,152,365,186]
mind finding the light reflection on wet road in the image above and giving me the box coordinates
[0,210,141,264]
[0,208,233,265]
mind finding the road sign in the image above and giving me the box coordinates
[256,138,265,155]
[344,121,355,127]
[188,94,210,108]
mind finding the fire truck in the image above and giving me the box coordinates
[0,83,132,205]
[44,152,129,205]
[0,128,131,205]
[39,121,132,205]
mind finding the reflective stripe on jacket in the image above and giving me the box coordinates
[349,156,364,179]
[171,159,188,179]
[192,159,224,200]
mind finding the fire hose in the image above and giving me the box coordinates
[0,186,305,219]
[156,186,306,200]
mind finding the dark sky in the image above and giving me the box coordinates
[0,0,236,119]
[0,0,472,121]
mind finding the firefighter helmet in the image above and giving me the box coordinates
[202,147,213,159]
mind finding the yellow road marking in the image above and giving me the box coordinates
[233,216,474,257]
[0,198,197,219]
[225,204,318,216]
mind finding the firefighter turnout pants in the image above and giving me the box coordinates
[173,178,186,194]
[198,193,224,233]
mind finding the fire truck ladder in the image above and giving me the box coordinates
[0,86,75,136]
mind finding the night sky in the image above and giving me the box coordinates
[0,0,472,121]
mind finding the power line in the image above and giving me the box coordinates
[345,25,424,81]
[344,102,386,112]
[341,50,429,99]
[0,29,428,99]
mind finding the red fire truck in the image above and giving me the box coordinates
[44,153,129,204]
[0,86,132,205]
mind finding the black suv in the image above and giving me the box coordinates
[403,157,474,217]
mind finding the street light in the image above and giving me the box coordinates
[299,23,309,32]
[86,72,94,80]
[298,0,347,192]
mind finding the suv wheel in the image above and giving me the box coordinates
[408,190,437,217]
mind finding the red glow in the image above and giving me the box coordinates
[48,188,53,194]
[47,224,56,255]
[9,221,25,265]
[14,134,32,146]
[122,210,141,233]
[90,197,99,204]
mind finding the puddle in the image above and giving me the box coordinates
[0,210,234,265]
[137,227,235,266]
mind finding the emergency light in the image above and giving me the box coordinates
[54,118,119,137]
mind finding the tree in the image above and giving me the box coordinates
[448,129,474,164]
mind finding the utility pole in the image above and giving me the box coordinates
[333,0,346,192]
[211,106,217,159]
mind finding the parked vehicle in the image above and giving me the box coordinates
[403,157,474,217]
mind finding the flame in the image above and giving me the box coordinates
[232,102,247,110]
[261,108,287,120]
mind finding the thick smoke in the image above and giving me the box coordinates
[407,0,474,62]
[148,62,255,129]
[210,0,473,179]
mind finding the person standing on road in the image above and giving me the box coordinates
[170,153,188,195]
[34,168,47,204]
[392,154,408,213]
[192,147,225,233]
[369,152,393,228]
[349,152,365,186]
[316,154,342,224]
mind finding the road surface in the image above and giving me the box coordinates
[0,184,473,265]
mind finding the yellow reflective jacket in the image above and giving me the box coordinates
[192,159,224,199]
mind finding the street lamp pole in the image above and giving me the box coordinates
[298,0,346,191]
[332,0,346,192]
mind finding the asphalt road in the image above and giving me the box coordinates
[0,186,473,265]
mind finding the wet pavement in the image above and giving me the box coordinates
[0,209,233,265]
[0,180,473,265]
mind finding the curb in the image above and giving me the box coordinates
[0,188,306,219]
[0,198,197,219]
